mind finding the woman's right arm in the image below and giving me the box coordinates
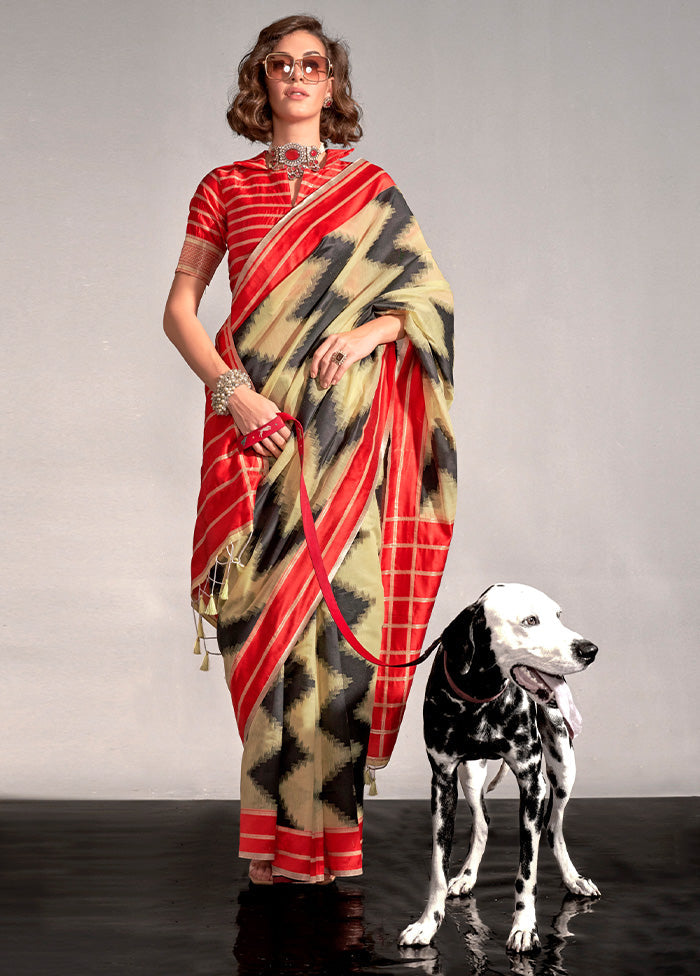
[163,272,290,457]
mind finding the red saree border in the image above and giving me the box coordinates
[239,808,363,878]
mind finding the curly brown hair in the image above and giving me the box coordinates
[226,14,363,146]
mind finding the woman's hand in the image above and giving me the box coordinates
[226,386,291,458]
[310,314,406,388]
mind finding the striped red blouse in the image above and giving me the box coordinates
[176,148,354,290]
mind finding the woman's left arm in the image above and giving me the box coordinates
[310,313,406,389]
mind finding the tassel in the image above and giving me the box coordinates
[193,636,202,655]
[219,577,229,602]
[367,766,378,796]
[369,778,378,797]
[196,617,205,639]
[198,595,207,615]
[205,592,217,616]
[364,768,371,787]
[200,650,210,672]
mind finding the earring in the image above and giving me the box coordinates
[323,95,332,108]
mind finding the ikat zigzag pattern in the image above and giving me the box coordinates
[242,507,381,835]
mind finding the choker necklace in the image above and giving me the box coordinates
[267,143,325,179]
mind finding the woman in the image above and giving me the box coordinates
[163,14,456,885]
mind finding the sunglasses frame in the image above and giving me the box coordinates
[262,52,333,84]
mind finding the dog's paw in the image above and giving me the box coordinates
[399,913,442,946]
[447,874,474,898]
[506,924,540,954]
[565,876,601,898]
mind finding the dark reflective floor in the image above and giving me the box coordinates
[1,798,698,975]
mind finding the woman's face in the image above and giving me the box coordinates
[264,30,333,136]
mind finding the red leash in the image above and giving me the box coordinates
[237,412,437,670]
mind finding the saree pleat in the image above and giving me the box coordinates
[238,497,382,880]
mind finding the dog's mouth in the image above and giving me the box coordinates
[511,665,583,739]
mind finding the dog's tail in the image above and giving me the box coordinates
[486,760,508,793]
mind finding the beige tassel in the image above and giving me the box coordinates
[196,617,205,639]
[205,592,217,616]
[200,650,210,672]
[369,778,378,797]
[364,768,371,786]
[198,595,207,615]
[193,636,202,655]
[219,576,229,602]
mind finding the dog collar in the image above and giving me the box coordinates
[443,649,507,703]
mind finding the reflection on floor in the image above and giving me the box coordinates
[1,798,698,975]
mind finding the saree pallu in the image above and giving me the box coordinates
[191,160,457,878]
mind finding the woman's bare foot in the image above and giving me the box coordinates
[248,859,273,885]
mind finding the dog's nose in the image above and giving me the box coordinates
[572,639,598,664]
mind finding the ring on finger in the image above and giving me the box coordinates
[331,350,347,366]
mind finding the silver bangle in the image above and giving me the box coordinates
[211,369,253,415]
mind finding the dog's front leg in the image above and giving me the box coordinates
[507,766,547,954]
[539,707,601,898]
[399,753,459,946]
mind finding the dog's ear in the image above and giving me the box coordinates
[441,600,494,676]
[440,601,480,672]
[468,603,494,667]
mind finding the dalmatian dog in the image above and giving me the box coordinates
[399,583,601,954]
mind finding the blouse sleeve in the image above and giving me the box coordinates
[175,170,227,285]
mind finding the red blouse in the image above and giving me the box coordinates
[176,148,355,290]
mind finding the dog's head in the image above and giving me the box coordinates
[474,583,598,736]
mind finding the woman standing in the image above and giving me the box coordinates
[164,15,456,885]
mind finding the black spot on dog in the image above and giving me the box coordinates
[515,878,524,894]
[465,868,472,876]
[524,788,543,823]
[434,910,443,923]
[556,787,567,800]
[547,828,554,848]
[516,901,525,911]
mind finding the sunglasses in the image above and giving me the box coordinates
[262,53,333,84]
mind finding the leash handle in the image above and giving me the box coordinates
[236,414,288,451]
[237,413,438,670]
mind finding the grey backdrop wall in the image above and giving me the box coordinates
[2,0,698,799]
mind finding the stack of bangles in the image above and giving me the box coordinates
[211,369,253,415]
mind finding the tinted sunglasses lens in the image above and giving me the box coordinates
[300,56,329,81]
[266,54,294,79]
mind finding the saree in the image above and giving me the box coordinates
[189,159,457,879]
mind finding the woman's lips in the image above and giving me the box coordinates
[285,88,309,99]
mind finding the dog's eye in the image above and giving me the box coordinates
[523,615,540,627]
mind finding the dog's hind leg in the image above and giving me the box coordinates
[446,759,490,897]
[399,752,459,946]
[539,707,601,898]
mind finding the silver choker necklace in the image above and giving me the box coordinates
[267,143,325,179]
